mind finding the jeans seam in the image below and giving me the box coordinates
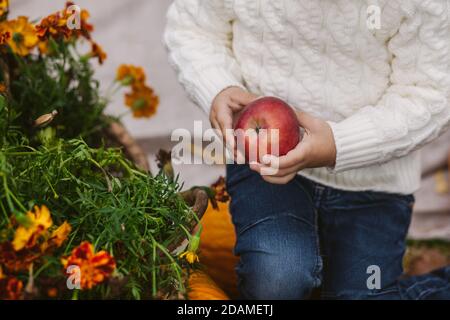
[235,216,273,237]
[416,283,450,300]
[235,211,316,237]
[293,178,314,205]
[312,208,322,288]
[368,287,399,297]
[404,278,436,296]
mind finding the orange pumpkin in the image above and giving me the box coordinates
[187,270,230,300]
[199,200,240,298]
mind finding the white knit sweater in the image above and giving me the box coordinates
[164,0,450,194]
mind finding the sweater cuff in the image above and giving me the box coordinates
[191,67,245,114]
[327,116,383,173]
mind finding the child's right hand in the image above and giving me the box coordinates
[210,86,258,150]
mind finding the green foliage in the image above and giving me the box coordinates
[0,33,195,299]
[0,134,196,299]
[6,39,108,144]
[407,239,450,256]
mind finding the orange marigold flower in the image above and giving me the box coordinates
[77,8,94,39]
[0,267,23,300]
[35,12,70,40]
[47,287,58,298]
[0,0,9,17]
[211,176,230,203]
[0,16,38,56]
[116,64,147,87]
[90,41,107,64]
[0,243,40,272]
[0,29,10,45]
[65,2,94,39]
[125,85,159,118]
[12,205,53,251]
[0,82,6,93]
[61,241,116,290]
[36,2,93,41]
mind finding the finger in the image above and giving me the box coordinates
[220,118,236,154]
[217,111,239,157]
[210,117,220,132]
[249,162,261,174]
[209,109,217,127]
[263,147,305,170]
[262,165,301,178]
[261,173,297,185]
[228,100,245,112]
[258,154,304,176]
[217,111,233,136]
[231,91,258,106]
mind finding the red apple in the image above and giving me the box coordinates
[233,96,301,163]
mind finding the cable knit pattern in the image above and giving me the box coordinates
[164,0,450,194]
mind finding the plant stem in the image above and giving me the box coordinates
[2,173,26,212]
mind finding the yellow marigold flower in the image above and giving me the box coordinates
[12,205,53,251]
[37,40,49,55]
[179,229,201,265]
[40,221,72,252]
[180,251,200,264]
[90,41,107,65]
[50,221,72,247]
[61,241,116,290]
[116,64,146,87]
[125,85,159,118]
[1,16,38,56]
[0,0,9,17]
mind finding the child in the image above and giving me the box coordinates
[164,0,450,299]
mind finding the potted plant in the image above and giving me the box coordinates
[0,1,209,300]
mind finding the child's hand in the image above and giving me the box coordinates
[210,86,258,149]
[250,112,337,185]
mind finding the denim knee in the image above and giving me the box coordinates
[234,214,322,300]
[237,250,321,300]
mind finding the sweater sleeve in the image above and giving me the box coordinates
[328,1,450,173]
[163,0,245,114]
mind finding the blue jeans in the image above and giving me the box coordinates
[226,164,450,300]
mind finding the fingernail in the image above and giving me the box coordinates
[249,162,259,170]
[262,155,271,165]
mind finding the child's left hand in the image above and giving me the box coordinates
[250,112,337,184]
